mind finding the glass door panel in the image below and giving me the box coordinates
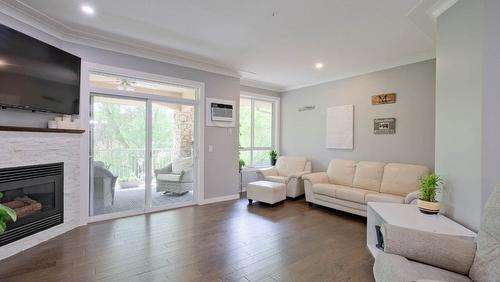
[90,95,146,216]
[151,102,195,208]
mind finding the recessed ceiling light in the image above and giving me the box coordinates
[81,5,95,15]
[315,62,324,69]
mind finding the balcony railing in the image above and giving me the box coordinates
[94,148,173,182]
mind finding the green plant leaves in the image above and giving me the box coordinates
[0,221,6,234]
[419,173,443,202]
[0,204,17,234]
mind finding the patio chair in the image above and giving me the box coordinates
[93,161,117,207]
[154,157,193,195]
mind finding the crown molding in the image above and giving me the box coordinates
[0,0,242,79]
[428,0,459,20]
[240,78,284,93]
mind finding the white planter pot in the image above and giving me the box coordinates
[418,199,440,214]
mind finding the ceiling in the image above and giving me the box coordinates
[0,0,455,91]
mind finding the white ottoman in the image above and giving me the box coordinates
[247,181,286,205]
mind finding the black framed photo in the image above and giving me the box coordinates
[374,118,396,134]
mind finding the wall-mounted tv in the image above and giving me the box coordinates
[0,24,81,114]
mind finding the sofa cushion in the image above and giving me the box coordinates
[352,161,386,192]
[380,163,429,196]
[365,193,404,204]
[326,159,358,186]
[335,187,373,204]
[275,156,307,177]
[157,174,182,182]
[312,183,338,198]
[265,175,287,184]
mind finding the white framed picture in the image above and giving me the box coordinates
[326,104,354,149]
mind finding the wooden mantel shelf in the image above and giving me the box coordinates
[0,125,85,134]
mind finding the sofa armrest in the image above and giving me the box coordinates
[404,190,419,204]
[288,170,312,179]
[302,172,329,185]
[256,167,278,180]
[181,168,193,182]
[381,224,476,275]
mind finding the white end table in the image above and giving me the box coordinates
[367,202,476,258]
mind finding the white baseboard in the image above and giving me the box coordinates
[200,194,240,205]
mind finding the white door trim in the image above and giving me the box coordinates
[80,61,205,225]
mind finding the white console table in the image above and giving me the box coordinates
[367,202,476,258]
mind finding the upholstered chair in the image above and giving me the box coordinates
[374,185,500,282]
[154,157,193,195]
[257,156,312,198]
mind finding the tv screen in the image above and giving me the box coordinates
[0,24,81,114]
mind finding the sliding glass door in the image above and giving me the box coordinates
[90,96,146,216]
[151,102,195,208]
[89,73,199,218]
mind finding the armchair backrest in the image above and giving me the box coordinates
[172,157,193,174]
[275,156,308,176]
[470,185,500,281]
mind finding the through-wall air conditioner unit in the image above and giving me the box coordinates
[206,98,235,127]
[211,103,233,122]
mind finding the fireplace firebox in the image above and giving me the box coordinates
[0,163,63,246]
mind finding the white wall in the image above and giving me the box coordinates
[281,60,436,171]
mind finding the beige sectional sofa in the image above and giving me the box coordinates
[303,160,429,217]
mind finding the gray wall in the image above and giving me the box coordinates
[0,13,240,200]
[481,0,500,211]
[281,60,436,172]
[436,0,500,231]
[436,0,483,231]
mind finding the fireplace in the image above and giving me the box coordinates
[0,163,63,246]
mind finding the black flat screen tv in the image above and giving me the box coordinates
[0,24,81,114]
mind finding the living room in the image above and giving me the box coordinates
[0,1,499,281]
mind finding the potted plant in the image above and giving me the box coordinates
[0,192,17,234]
[417,173,443,214]
[269,150,278,166]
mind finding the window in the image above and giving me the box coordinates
[239,94,279,167]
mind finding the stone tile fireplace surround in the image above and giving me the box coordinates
[0,132,82,260]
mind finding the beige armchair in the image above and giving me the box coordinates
[374,185,500,282]
[154,157,193,195]
[256,156,311,198]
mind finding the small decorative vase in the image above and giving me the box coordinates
[417,199,440,214]
[271,159,277,166]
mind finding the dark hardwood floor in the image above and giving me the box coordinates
[0,195,374,282]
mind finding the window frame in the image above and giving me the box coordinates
[239,92,280,168]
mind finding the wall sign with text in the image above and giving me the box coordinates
[372,93,396,105]
[374,118,396,134]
